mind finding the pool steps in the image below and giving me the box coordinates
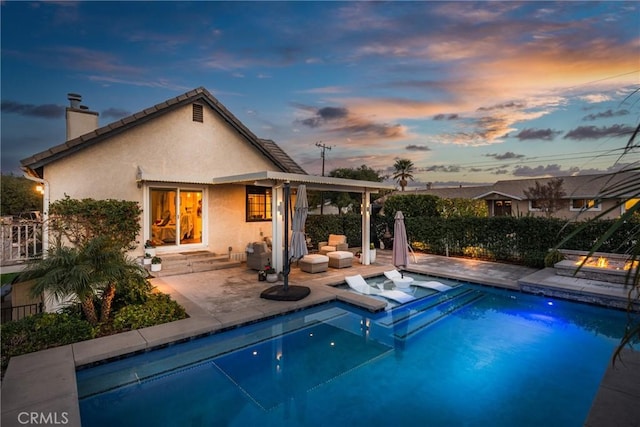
[78,288,485,399]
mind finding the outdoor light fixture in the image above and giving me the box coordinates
[35,185,44,195]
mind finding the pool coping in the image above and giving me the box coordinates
[2,253,638,426]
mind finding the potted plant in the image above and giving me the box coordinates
[151,256,162,272]
[143,252,152,265]
[144,240,156,257]
[369,243,377,263]
[264,264,278,283]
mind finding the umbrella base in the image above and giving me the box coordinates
[260,285,311,301]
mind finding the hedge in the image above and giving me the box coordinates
[305,213,638,268]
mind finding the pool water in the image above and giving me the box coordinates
[78,283,628,427]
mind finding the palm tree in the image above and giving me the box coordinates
[392,159,415,191]
[20,236,144,325]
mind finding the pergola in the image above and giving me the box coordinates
[211,171,395,273]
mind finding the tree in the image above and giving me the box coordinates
[392,159,415,191]
[523,178,566,218]
[314,165,386,215]
[21,236,145,325]
[0,173,42,216]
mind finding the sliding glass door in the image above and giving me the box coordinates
[149,187,203,248]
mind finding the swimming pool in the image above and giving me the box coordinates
[77,281,627,426]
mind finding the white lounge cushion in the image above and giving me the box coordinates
[345,274,415,303]
[384,269,402,280]
[345,274,374,294]
[385,269,452,292]
[414,281,453,292]
[377,290,415,303]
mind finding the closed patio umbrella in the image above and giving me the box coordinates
[393,211,409,274]
[261,182,310,301]
[289,184,308,261]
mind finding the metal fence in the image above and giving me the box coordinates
[1,220,43,264]
[1,302,44,323]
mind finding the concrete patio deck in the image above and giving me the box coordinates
[1,250,638,426]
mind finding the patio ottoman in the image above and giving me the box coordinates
[299,254,329,273]
[327,251,353,269]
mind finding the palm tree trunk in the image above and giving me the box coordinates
[100,283,116,323]
[81,296,98,325]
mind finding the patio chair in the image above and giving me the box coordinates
[246,241,271,271]
[318,234,348,254]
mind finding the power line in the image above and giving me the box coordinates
[446,147,636,169]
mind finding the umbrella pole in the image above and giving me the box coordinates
[283,182,290,292]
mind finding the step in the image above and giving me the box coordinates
[372,287,485,342]
[145,251,242,277]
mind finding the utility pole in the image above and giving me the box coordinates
[315,142,332,214]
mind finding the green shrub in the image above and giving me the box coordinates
[113,294,187,331]
[112,275,153,311]
[1,313,94,374]
[544,249,566,268]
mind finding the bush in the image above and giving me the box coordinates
[544,249,565,267]
[1,312,94,374]
[113,294,187,331]
[111,275,154,312]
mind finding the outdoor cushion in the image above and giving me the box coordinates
[299,254,329,273]
[328,234,347,246]
[319,234,348,254]
[301,254,329,264]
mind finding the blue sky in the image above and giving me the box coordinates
[1,1,639,187]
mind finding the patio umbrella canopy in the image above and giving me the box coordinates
[393,211,409,273]
[289,184,308,261]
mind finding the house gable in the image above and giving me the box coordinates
[21,87,305,176]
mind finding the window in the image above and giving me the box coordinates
[529,200,543,211]
[570,199,601,212]
[494,200,511,216]
[193,104,203,122]
[246,186,272,221]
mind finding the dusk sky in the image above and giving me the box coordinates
[1,1,639,188]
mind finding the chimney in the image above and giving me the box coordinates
[68,93,82,109]
[66,93,99,141]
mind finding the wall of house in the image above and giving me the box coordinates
[509,199,623,220]
[208,185,273,256]
[43,103,283,255]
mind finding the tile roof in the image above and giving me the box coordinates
[21,87,307,175]
[401,172,639,200]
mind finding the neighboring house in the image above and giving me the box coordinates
[21,87,393,271]
[398,174,639,219]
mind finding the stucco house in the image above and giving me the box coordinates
[405,173,639,219]
[21,87,393,271]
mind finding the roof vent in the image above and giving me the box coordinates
[67,93,82,109]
